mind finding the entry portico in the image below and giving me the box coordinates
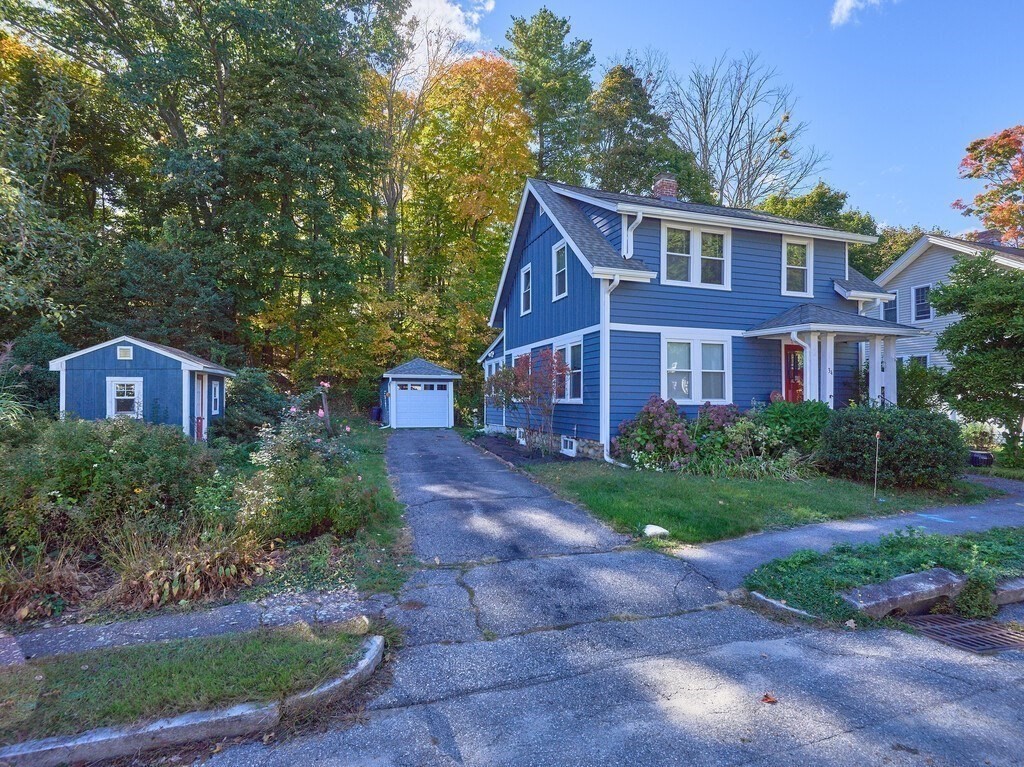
[745,304,923,407]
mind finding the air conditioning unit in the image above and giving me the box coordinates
[560,435,577,457]
[516,428,527,446]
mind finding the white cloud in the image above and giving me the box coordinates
[831,0,883,26]
[405,0,493,44]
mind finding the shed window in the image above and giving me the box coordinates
[116,346,133,360]
[107,377,143,419]
[211,381,221,415]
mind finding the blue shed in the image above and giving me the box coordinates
[49,336,236,441]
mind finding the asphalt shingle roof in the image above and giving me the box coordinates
[384,358,461,379]
[931,234,1024,266]
[539,179,875,240]
[748,303,919,333]
[142,338,235,376]
[833,267,891,295]
[529,179,652,273]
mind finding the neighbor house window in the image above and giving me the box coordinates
[552,241,568,300]
[555,341,583,402]
[782,237,813,296]
[116,345,133,360]
[901,355,929,367]
[211,381,221,415]
[663,338,731,403]
[913,285,932,322]
[663,224,730,289]
[106,377,143,419]
[520,264,532,316]
[883,293,898,323]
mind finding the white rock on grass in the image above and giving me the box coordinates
[642,524,670,538]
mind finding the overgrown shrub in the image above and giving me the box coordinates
[819,406,967,488]
[962,422,998,452]
[211,367,286,443]
[613,396,695,470]
[0,546,99,621]
[756,400,830,455]
[897,359,947,410]
[8,325,73,417]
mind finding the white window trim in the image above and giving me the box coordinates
[553,339,584,404]
[911,283,934,323]
[520,264,532,316]
[116,345,133,360]
[106,376,143,419]
[660,221,732,291]
[660,335,733,405]
[882,290,899,323]
[900,353,931,367]
[781,236,814,298]
[552,240,568,301]
[211,380,221,415]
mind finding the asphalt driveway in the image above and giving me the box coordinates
[205,430,1024,767]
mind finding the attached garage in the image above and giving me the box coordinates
[381,358,461,429]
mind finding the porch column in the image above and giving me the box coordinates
[882,337,898,405]
[868,335,883,402]
[805,332,820,401]
[822,333,836,408]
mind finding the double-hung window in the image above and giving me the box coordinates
[662,224,730,289]
[520,264,532,316]
[663,338,731,404]
[552,241,568,300]
[883,292,898,323]
[211,381,221,415]
[912,285,932,322]
[554,341,583,402]
[107,377,143,419]
[782,237,813,297]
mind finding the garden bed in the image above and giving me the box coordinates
[529,461,992,544]
[744,527,1024,624]
[471,434,577,467]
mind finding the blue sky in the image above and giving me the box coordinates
[454,0,1023,232]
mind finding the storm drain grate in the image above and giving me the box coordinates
[901,614,1024,654]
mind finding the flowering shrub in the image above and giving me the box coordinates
[614,396,696,470]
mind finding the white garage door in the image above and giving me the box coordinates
[394,381,451,428]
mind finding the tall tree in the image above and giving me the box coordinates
[931,256,1024,466]
[585,64,711,199]
[954,125,1024,246]
[500,8,594,184]
[667,52,826,207]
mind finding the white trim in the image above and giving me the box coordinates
[59,368,66,416]
[211,380,221,415]
[590,267,655,282]
[519,263,532,316]
[48,335,234,376]
[384,373,461,380]
[552,240,568,301]
[477,331,505,364]
[745,323,923,338]
[182,370,190,434]
[609,323,743,339]
[781,236,814,298]
[660,333,733,405]
[105,376,143,419]
[845,243,849,280]
[553,338,584,404]
[599,277,618,452]
[876,234,1024,287]
[116,345,133,360]
[910,283,934,323]
[615,202,878,245]
[560,435,578,457]
[546,185,617,211]
[503,324,601,361]
[835,286,894,301]
[883,290,899,323]
[489,185,532,326]
[899,353,931,367]
[660,221,732,291]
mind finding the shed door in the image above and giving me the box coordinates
[393,381,451,428]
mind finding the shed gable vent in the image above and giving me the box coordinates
[116,346,134,360]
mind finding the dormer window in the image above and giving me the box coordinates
[552,241,568,300]
[782,237,813,297]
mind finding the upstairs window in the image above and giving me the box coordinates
[883,293,898,323]
[782,237,813,297]
[913,285,933,322]
[520,264,532,316]
[663,224,730,288]
[552,242,568,300]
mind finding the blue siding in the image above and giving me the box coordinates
[64,342,183,427]
[503,201,600,350]
[609,330,660,440]
[481,334,505,429]
[733,337,783,409]
[834,341,860,408]
[612,222,856,328]
[578,202,622,253]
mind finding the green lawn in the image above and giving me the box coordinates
[527,462,994,544]
[247,415,410,599]
[0,625,362,744]
[744,527,1024,623]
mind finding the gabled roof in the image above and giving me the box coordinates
[877,234,1024,286]
[543,180,879,245]
[476,331,504,364]
[383,358,461,379]
[833,267,893,301]
[745,303,922,337]
[49,335,235,376]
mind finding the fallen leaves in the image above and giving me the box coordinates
[761,692,778,705]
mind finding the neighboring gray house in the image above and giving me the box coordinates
[870,234,1024,369]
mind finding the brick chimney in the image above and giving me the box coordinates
[653,172,678,201]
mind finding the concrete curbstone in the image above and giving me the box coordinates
[282,635,384,716]
[0,629,25,667]
[750,591,816,620]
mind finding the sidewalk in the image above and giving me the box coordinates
[673,475,1024,590]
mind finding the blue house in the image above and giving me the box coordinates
[49,336,236,441]
[481,174,921,460]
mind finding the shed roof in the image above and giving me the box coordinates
[833,267,892,299]
[48,335,235,376]
[383,358,462,379]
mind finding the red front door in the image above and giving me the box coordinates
[784,345,805,403]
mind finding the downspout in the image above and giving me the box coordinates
[601,275,628,466]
